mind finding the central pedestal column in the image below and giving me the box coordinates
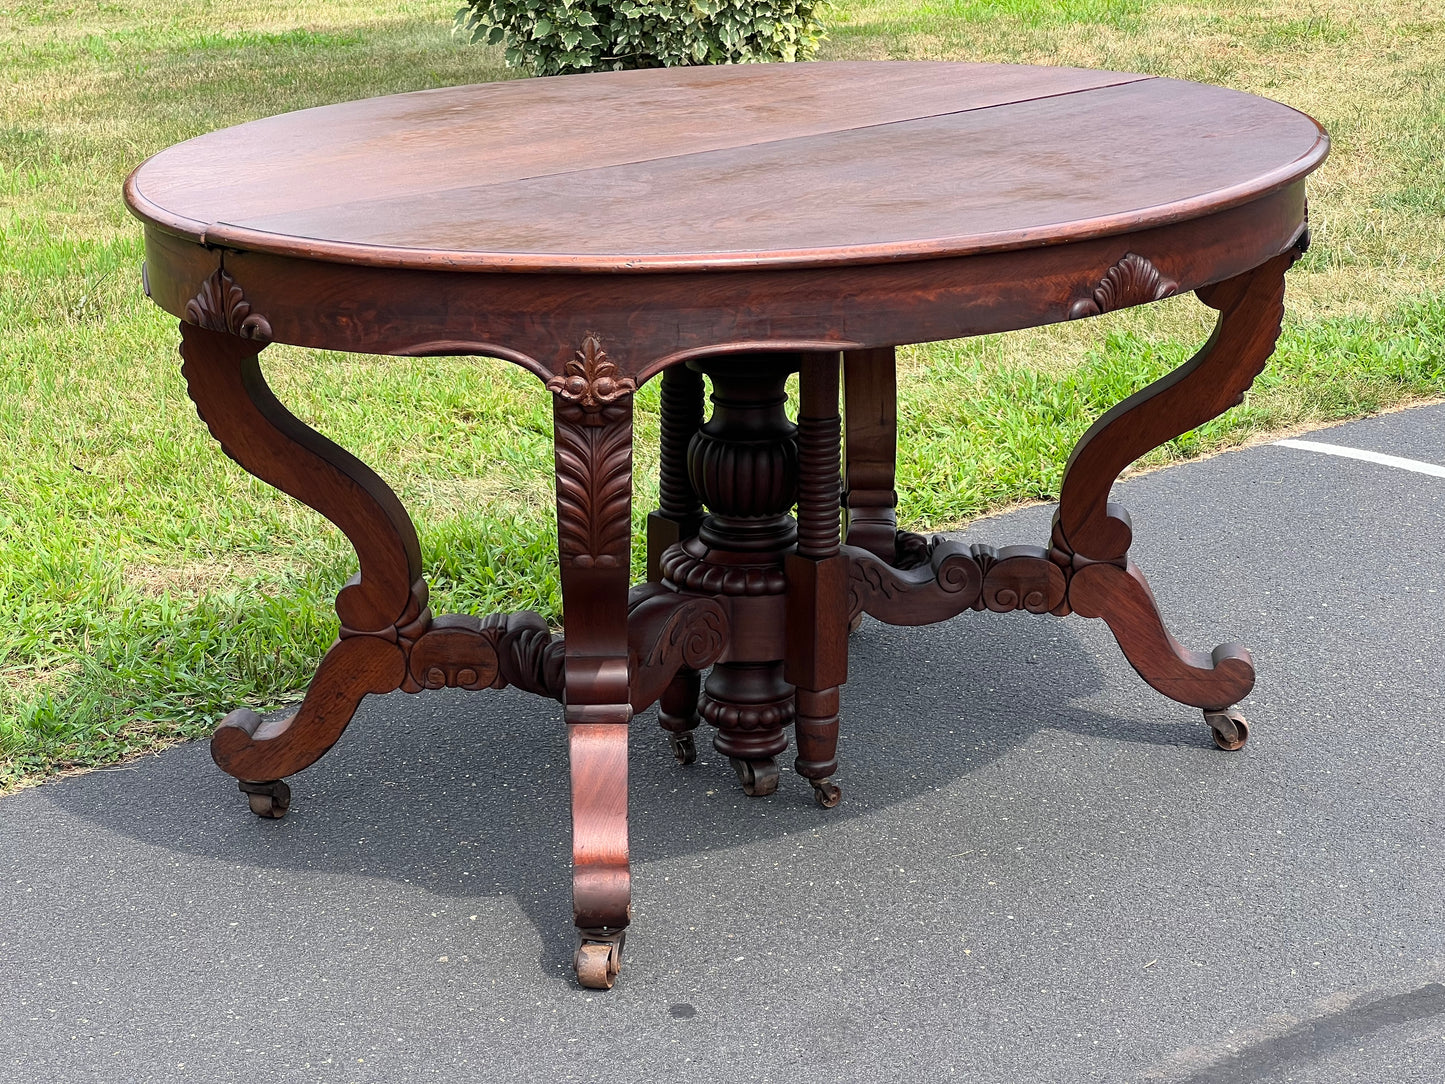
[658,354,801,796]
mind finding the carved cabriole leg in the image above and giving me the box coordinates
[179,272,425,801]
[786,353,847,809]
[547,334,635,989]
[841,250,1297,748]
[1055,251,1299,734]
[842,348,900,562]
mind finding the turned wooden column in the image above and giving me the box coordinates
[1052,250,1303,748]
[647,364,706,581]
[648,364,708,764]
[180,273,427,819]
[786,353,848,807]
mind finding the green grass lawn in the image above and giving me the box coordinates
[2,0,1442,787]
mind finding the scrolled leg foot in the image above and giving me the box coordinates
[574,930,626,990]
[1067,560,1255,710]
[1204,706,1250,751]
[731,756,780,797]
[238,778,291,819]
[566,723,632,988]
[211,636,408,783]
[1046,256,1291,726]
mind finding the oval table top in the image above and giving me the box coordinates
[125,61,1327,274]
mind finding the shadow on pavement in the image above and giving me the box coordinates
[38,608,1217,978]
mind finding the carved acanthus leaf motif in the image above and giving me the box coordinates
[184,268,272,342]
[554,410,633,569]
[482,612,566,700]
[546,333,636,413]
[1070,253,1178,319]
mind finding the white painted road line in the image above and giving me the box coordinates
[1273,438,1445,478]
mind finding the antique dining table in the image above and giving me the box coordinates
[125,61,1327,989]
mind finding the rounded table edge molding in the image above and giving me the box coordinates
[137,181,1310,384]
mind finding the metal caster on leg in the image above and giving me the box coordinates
[238,778,291,819]
[574,930,625,990]
[659,668,702,767]
[1204,707,1249,751]
[668,732,697,765]
[809,778,842,808]
[730,756,780,797]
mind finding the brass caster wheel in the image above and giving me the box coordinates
[238,779,290,819]
[574,938,623,990]
[730,756,780,797]
[848,612,864,635]
[668,732,697,765]
[1204,707,1249,751]
[810,778,842,809]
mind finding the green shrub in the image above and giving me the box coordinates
[453,0,828,77]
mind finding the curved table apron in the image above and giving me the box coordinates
[125,61,1328,990]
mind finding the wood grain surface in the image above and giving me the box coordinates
[125,62,1326,273]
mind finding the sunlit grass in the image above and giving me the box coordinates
[2,0,1443,786]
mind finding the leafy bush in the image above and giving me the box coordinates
[454,0,828,77]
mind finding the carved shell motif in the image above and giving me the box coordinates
[546,334,636,413]
[1069,253,1179,319]
[184,267,272,342]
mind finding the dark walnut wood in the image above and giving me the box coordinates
[842,348,901,562]
[786,354,848,808]
[646,365,706,582]
[673,354,802,798]
[126,61,1328,989]
[1068,252,1179,319]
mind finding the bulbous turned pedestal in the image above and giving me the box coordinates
[699,662,795,759]
[687,355,800,555]
[662,353,805,793]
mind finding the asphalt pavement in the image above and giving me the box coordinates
[3,404,1444,1083]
